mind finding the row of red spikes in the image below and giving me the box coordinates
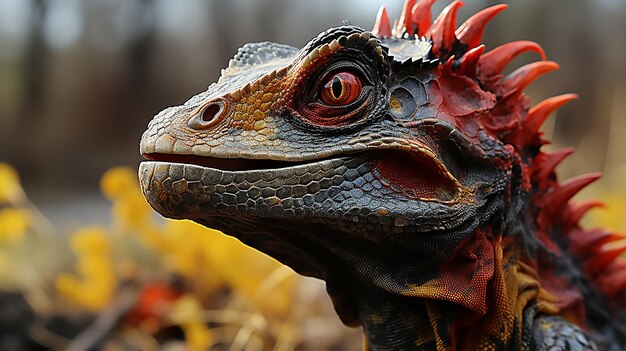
[565,195,626,298]
[532,152,626,299]
[529,92,626,297]
[517,97,626,302]
[373,0,559,102]
[373,0,506,51]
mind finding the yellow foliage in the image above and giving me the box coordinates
[97,166,298,317]
[46,166,302,345]
[71,227,110,254]
[101,167,140,200]
[134,225,169,254]
[112,192,153,231]
[0,163,24,204]
[171,295,215,351]
[184,323,215,351]
[169,294,204,325]
[1,163,315,348]
[0,208,31,244]
[584,183,626,233]
[101,167,153,231]
[55,227,117,311]
[155,222,222,291]
[162,220,297,316]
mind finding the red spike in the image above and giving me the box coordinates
[499,61,559,95]
[544,173,602,212]
[597,260,626,297]
[569,228,622,257]
[397,0,417,36]
[535,148,575,179]
[456,45,485,76]
[411,0,439,37]
[478,41,546,78]
[588,238,626,273]
[456,4,508,49]
[443,55,456,70]
[373,5,392,38]
[525,94,578,135]
[567,200,605,225]
[427,0,464,55]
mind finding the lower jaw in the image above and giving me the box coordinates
[138,155,472,231]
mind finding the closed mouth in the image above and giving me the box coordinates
[143,153,308,172]
[142,149,464,203]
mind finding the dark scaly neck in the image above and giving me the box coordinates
[356,232,551,351]
[357,284,440,350]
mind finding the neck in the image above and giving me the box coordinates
[357,230,551,351]
[357,286,460,350]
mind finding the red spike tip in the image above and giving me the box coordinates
[373,5,392,38]
[456,4,508,49]
[456,44,485,76]
[597,262,626,298]
[567,200,605,225]
[500,61,559,95]
[535,148,575,179]
[397,0,417,36]
[478,41,546,79]
[427,0,464,55]
[544,173,602,213]
[588,238,626,274]
[411,0,439,37]
[525,94,578,135]
[569,228,621,257]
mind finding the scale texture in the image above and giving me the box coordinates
[138,1,626,350]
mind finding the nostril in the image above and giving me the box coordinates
[202,103,222,122]
[188,100,225,129]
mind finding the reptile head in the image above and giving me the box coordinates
[139,2,562,324]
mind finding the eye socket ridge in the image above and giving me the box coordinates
[314,60,372,89]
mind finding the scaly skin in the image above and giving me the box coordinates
[139,2,626,350]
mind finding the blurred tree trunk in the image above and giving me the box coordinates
[8,0,49,170]
[126,0,156,93]
[19,0,48,124]
[207,0,237,62]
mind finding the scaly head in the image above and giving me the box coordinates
[139,1,624,349]
[140,9,511,296]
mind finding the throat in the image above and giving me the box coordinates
[353,232,548,351]
[357,287,455,351]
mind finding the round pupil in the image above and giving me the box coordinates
[331,77,343,99]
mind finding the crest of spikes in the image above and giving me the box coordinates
[373,0,626,301]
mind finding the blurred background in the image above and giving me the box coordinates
[0,0,625,350]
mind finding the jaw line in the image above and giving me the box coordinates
[142,152,343,172]
[141,147,468,206]
[142,145,463,189]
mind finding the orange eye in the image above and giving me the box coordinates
[320,72,362,106]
